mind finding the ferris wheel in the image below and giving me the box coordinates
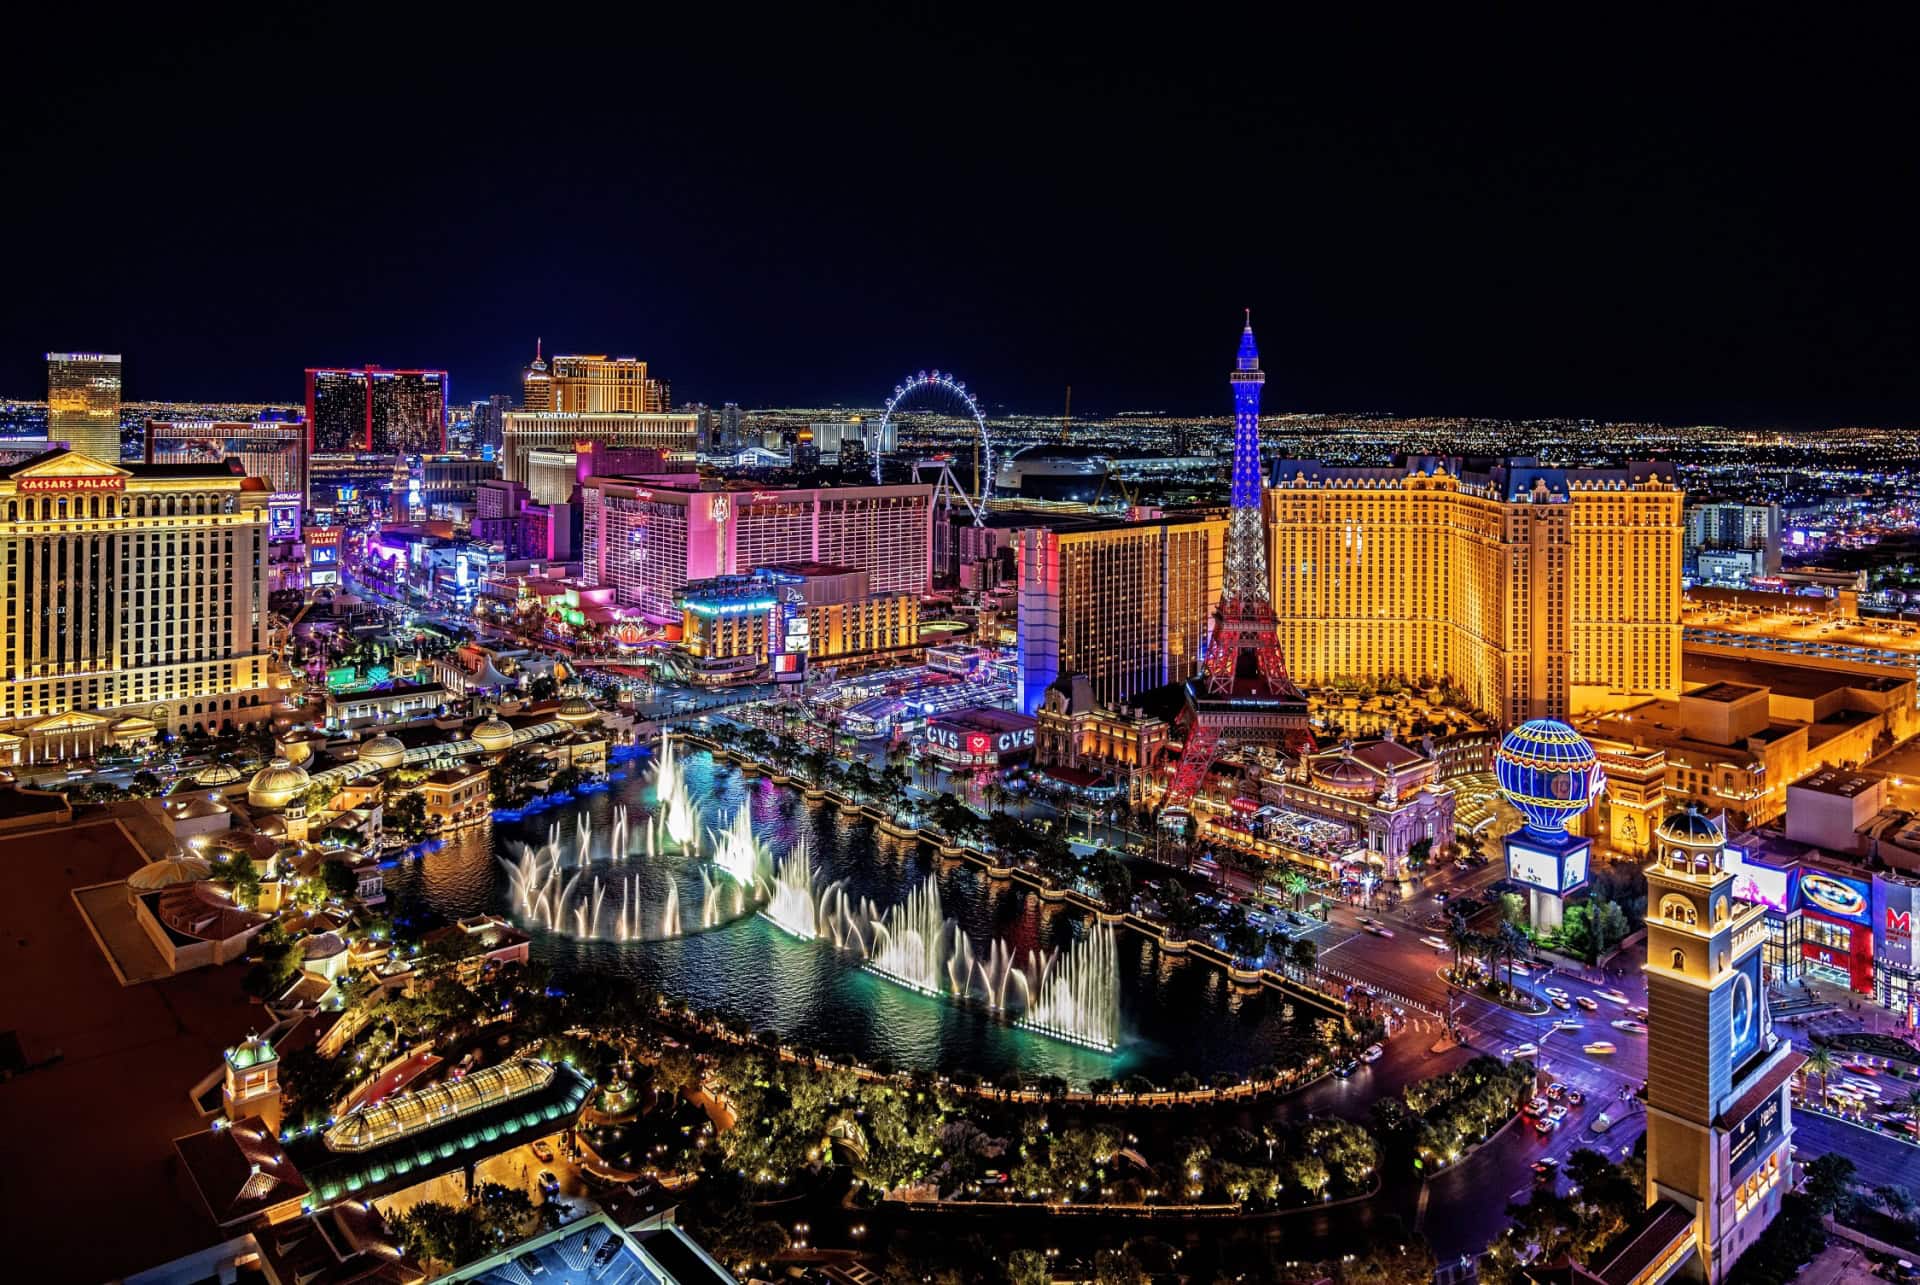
[874,369,993,525]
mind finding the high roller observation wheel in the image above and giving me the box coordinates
[874,369,994,524]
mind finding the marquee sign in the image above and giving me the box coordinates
[19,475,124,492]
[928,724,1035,755]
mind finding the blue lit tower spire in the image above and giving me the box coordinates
[1230,309,1264,510]
[1162,311,1311,806]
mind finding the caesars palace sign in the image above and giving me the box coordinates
[18,475,125,493]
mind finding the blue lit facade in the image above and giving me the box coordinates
[1229,311,1264,510]
[1494,718,1604,835]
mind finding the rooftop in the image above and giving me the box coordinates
[1792,768,1884,799]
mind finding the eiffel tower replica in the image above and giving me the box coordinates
[1161,312,1315,810]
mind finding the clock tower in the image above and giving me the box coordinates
[1643,806,1800,1282]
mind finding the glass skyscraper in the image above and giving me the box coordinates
[46,352,123,462]
[305,367,446,454]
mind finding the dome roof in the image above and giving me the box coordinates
[472,717,515,749]
[1657,806,1725,848]
[357,736,407,769]
[556,696,596,723]
[300,931,347,960]
[1495,719,1604,835]
[192,762,245,788]
[248,757,311,810]
[226,1032,276,1069]
[1312,755,1377,795]
[128,856,212,891]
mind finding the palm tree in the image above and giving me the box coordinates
[1497,921,1529,991]
[1446,911,1472,979]
[1802,1046,1836,1111]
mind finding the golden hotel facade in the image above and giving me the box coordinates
[1266,456,1682,724]
[0,450,278,763]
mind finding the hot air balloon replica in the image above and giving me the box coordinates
[1494,718,1605,931]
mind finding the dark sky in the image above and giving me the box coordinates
[5,10,1916,426]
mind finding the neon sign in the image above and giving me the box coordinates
[19,475,123,492]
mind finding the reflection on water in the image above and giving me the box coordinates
[384,748,1311,1085]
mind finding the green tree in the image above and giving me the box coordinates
[1803,1153,1857,1216]
[320,858,361,900]
[385,791,429,840]
[1008,1248,1051,1285]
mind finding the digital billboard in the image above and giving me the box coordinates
[1728,948,1767,1070]
[1875,880,1918,971]
[1507,839,1590,895]
[1799,870,1872,926]
[1727,1084,1785,1182]
[267,492,303,543]
[1723,844,1795,914]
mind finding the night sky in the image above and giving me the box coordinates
[5,11,1915,426]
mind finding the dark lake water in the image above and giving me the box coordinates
[384,747,1313,1085]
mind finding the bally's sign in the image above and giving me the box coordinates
[18,475,125,492]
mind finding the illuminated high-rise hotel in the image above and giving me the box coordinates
[0,449,276,761]
[305,367,447,454]
[1015,514,1226,713]
[580,476,932,622]
[522,344,670,414]
[500,411,699,490]
[47,352,123,462]
[1265,456,1683,723]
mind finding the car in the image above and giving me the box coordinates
[1533,1157,1559,1178]
[1510,962,1532,976]
[1547,1082,1565,1099]
[1421,936,1449,950]
[1575,996,1599,1011]
[1367,924,1395,938]
[1845,1062,1881,1077]
[1597,988,1630,1005]
[1509,1043,1539,1059]
[1553,995,1573,1010]
[539,1170,558,1192]
[1612,1019,1648,1034]
[516,1253,546,1277]
[1553,1019,1583,1034]
[1335,1058,1360,1077]
[1566,1088,1584,1106]
[1548,1104,1569,1124]
[591,1238,623,1269]
[1362,1043,1384,1063]
[1545,986,1569,1000]
[1627,1006,1650,1020]
[1584,1041,1617,1055]
[530,1140,555,1163]
[1527,1095,1550,1116]
[1435,891,1451,903]
[1535,1116,1557,1136]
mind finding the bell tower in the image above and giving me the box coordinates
[1643,806,1799,1281]
[222,1032,282,1133]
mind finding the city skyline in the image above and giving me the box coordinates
[6,13,1920,428]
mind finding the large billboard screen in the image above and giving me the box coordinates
[267,492,302,543]
[1799,870,1872,927]
[1875,880,1918,971]
[1727,1080,1785,1182]
[1507,840,1588,895]
[1723,845,1795,914]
